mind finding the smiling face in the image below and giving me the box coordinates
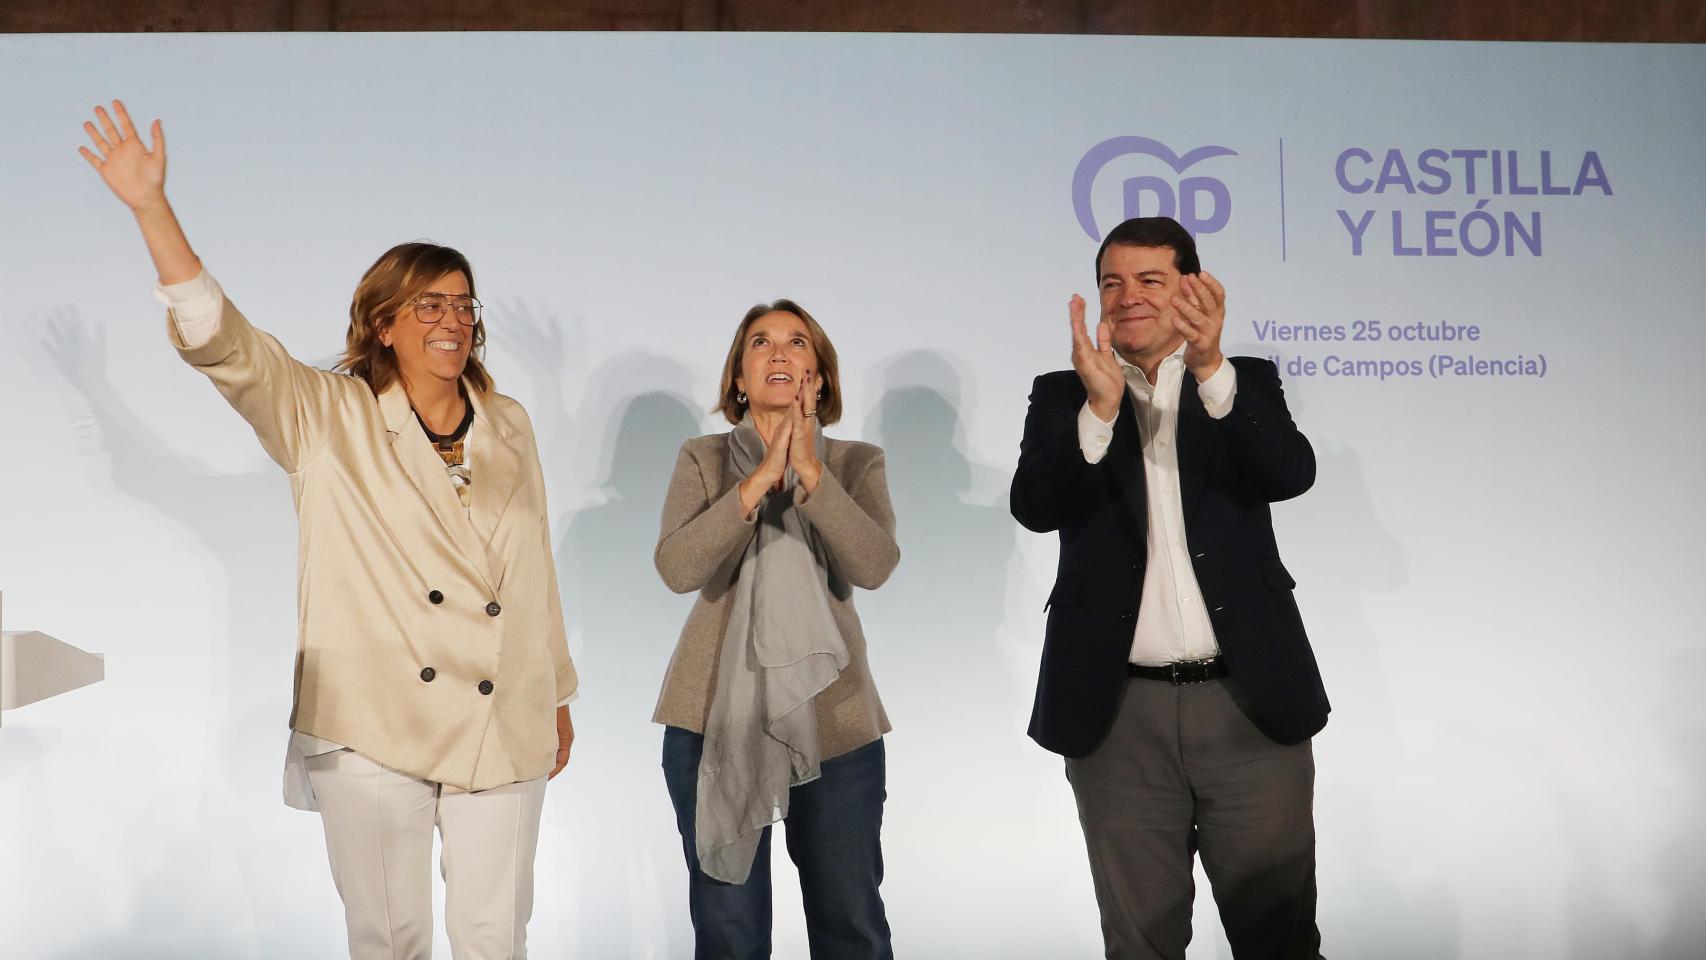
[734,310,818,417]
[379,269,473,389]
[1098,243,1186,366]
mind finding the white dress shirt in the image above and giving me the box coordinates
[1077,345,1237,666]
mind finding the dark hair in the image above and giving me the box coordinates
[335,242,492,396]
[1094,217,1202,281]
[716,300,843,426]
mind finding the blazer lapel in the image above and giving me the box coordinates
[380,382,497,594]
[467,388,524,560]
[1104,389,1149,541]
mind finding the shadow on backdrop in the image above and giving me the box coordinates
[1283,426,1453,958]
[39,307,332,956]
[860,350,1066,952]
[524,327,702,958]
[1621,647,1706,960]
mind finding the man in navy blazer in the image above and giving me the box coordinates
[1012,217,1327,959]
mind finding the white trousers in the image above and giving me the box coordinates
[304,748,549,960]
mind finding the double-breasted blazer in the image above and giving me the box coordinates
[172,296,579,792]
[653,434,899,760]
[1011,357,1329,756]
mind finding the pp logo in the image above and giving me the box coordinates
[1072,136,1238,242]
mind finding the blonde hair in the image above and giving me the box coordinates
[716,300,843,426]
[335,242,492,396]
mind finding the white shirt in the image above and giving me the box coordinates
[1077,345,1237,666]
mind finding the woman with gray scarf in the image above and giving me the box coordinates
[654,300,900,959]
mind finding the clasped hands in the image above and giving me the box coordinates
[1069,273,1228,422]
[737,371,823,518]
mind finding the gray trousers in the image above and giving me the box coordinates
[1065,677,1321,960]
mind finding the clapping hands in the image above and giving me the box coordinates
[1171,273,1227,381]
[1069,295,1125,422]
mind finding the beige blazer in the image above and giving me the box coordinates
[172,297,578,793]
[653,433,899,760]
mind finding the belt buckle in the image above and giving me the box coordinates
[1170,658,1214,685]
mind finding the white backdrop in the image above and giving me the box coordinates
[2,32,1704,959]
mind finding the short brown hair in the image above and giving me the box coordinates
[1095,216,1201,282]
[335,242,493,396]
[716,300,843,426]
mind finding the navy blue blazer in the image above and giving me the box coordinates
[1010,357,1329,755]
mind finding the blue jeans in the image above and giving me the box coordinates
[662,726,894,960]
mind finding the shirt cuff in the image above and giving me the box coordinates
[153,268,224,349]
[1077,401,1116,465]
[1198,360,1238,419]
[557,692,578,707]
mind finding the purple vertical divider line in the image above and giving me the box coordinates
[1279,137,1288,262]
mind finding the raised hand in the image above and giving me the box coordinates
[1069,294,1125,422]
[787,370,823,492]
[76,99,200,284]
[1172,272,1227,381]
[80,100,166,212]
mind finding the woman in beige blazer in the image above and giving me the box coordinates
[655,300,900,959]
[78,101,577,960]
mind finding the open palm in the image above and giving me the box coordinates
[79,100,166,210]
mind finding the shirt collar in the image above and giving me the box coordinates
[1114,343,1187,389]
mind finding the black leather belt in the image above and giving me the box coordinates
[1127,657,1228,685]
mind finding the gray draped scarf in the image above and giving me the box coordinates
[695,414,849,884]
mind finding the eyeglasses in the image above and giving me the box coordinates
[410,294,483,326]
